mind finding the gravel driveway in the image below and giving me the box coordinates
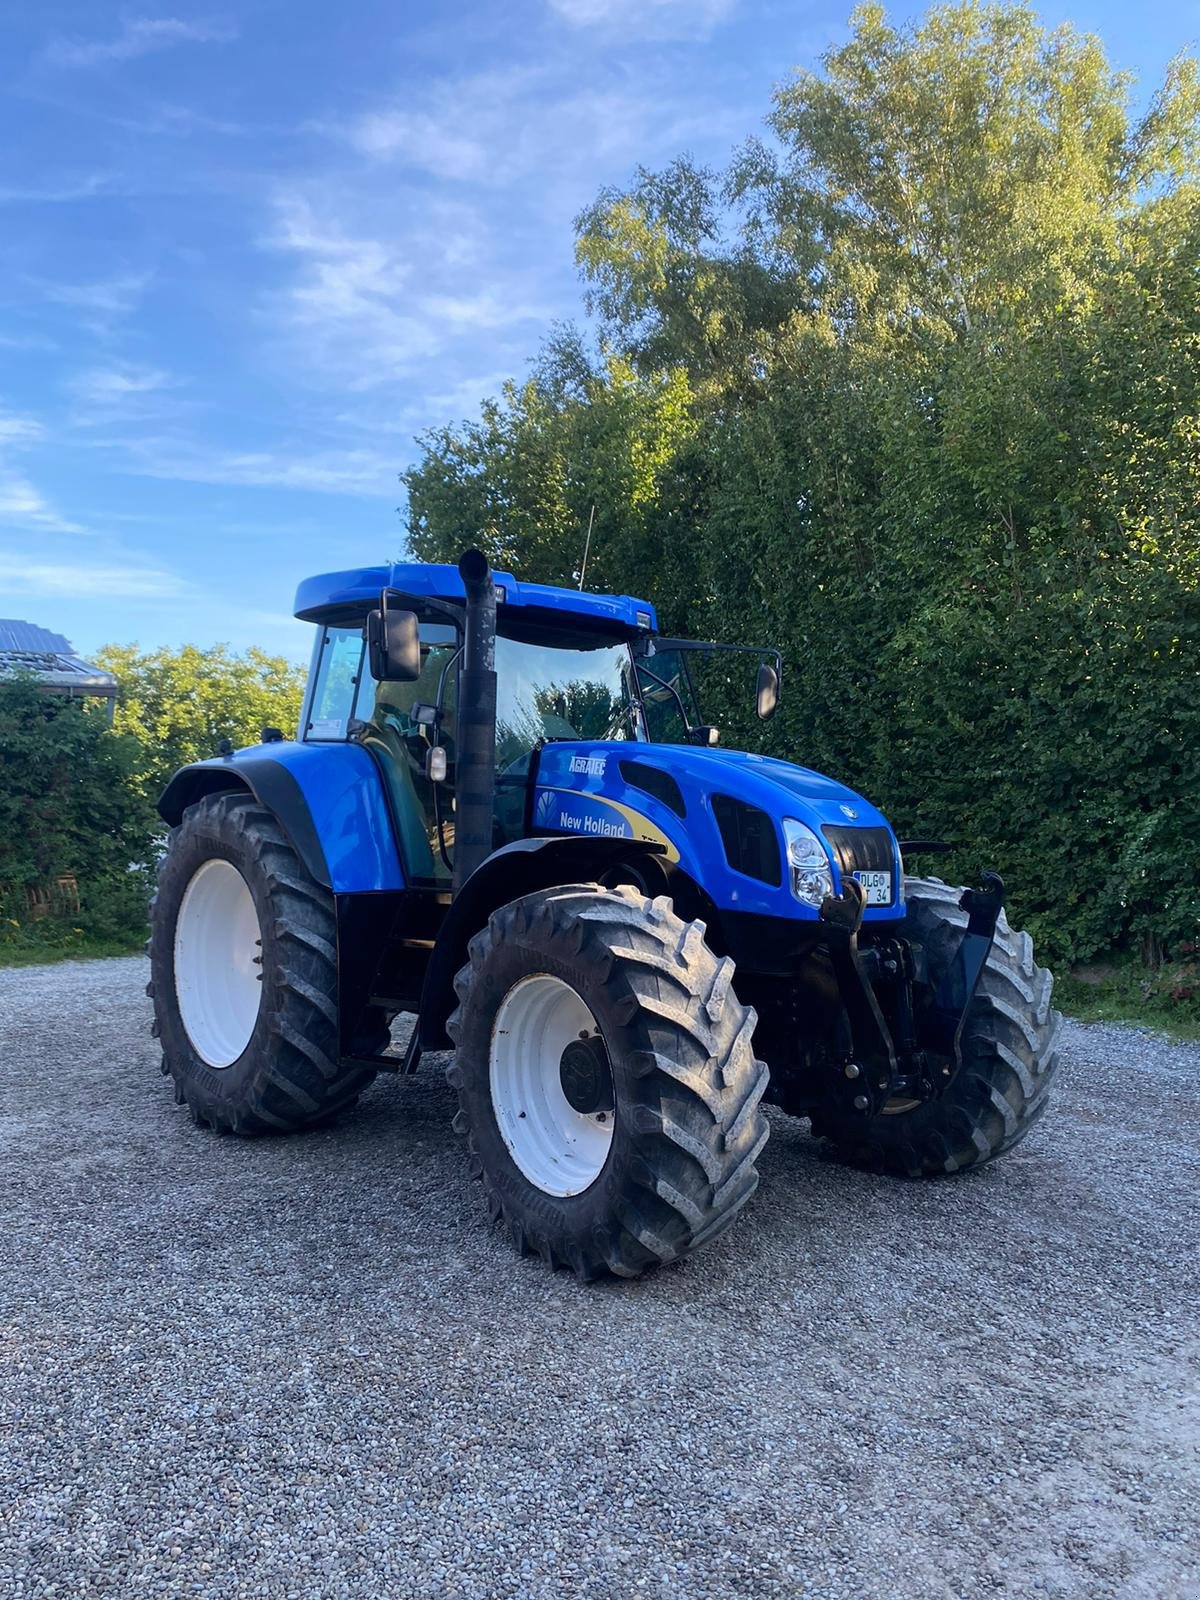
[1,957,1197,1599]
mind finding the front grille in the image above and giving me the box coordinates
[821,824,894,876]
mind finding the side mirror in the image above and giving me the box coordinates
[366,592,421,683]
[688,725,720,747]
[756,662,780,720]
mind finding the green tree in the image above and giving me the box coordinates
[403,1,1200,969]
[96,642,307,797]
[405,343,706,630]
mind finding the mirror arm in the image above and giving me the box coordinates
[649,637,783,684]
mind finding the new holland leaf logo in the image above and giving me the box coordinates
[534,790,559,827]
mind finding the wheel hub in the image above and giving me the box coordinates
[558,1035,614,1116]
[488,974,615,1197]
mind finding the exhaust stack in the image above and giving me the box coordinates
[452,548,498,896]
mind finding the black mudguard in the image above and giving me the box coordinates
[923,872,1007,1058]
[157,758,332,888]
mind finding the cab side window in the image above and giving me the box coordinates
[306,627,365,741]
[637,649,699,744]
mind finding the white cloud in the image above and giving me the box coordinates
[350,108,489,180]
[0,412,45,447]
[424,370,525,421]
[0,470,86,535]
[0,332,59,352]
[44,17,237,70]
[71,365,174,404]
[123,442,402,497]
[108,101,247,138]
[546,0,735,37]
[342,68,664,188]
[0,556,183,600]
[261,190,547,390]
[0,408,87,534]
[0,174,118,204]
[69,363,179,425]
[0,471,50,517]
[306,60,741,403]
[36,271,153,336]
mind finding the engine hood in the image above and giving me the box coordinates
[650,746,892,832]
[531,739,901,924]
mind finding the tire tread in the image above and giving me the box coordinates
[149,790,385,1135]
[446,882,769,1281]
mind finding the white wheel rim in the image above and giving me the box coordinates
[489,974,614,1197]
[173,858,263,1068]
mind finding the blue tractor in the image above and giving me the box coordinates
[149,550,1060,1280]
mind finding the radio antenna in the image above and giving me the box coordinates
[578,504,596,590]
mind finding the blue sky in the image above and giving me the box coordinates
[0,0,1191,663]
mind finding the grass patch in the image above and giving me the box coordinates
[0,935,145,968]
[1057,956,1200,1041]
[0,908,147,970]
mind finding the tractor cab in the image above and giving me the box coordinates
[293,559,778,889]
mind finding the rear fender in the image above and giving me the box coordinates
[418,836,668,1050]
[157,741,405,893]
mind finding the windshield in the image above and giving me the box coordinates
[495,634,638,768]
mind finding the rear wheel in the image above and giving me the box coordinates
[816,876,1062,1174]
[148,791,387,1134]
[446,883,770,1280]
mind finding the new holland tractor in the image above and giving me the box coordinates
[148,550,1061,1280]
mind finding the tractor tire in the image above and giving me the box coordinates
[817,876,1062,1175]
[147,790,387,1135]
[446,883,770,1280]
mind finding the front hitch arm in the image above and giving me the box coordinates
[819,878,898,1116]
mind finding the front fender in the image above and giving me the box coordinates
[157,741,404,893]
[418,835,667,1050]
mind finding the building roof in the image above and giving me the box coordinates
[0,619,74,654]
[0,619,118,697]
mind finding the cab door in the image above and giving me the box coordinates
[356,620,459,885]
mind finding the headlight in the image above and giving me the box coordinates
[782,818,834,908]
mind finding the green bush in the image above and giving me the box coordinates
[0,679,157,959]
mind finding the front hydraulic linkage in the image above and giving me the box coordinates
[818,877,898,1118]
[818,870,1007,1118]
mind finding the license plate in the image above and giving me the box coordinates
[854,870,891,906]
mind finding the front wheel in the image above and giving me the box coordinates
[446,884,770,1280]
[816,876,1062,1175]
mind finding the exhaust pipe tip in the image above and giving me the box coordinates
[458,547,491,589]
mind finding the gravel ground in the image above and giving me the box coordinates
[1,957,1197,1600]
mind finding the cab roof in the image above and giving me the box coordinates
[293,561,657,636]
